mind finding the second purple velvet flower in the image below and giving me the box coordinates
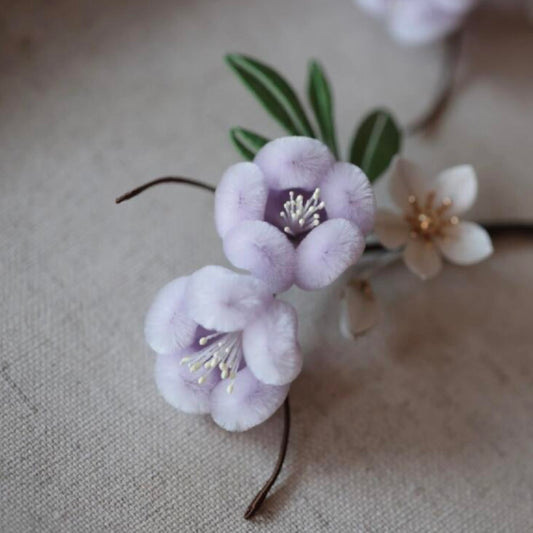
[215,136,376,292]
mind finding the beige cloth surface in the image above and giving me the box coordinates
[2,0,533,531]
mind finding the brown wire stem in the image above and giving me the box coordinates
[115,179,533,252]
[115,177,292,521]
[404,29,463,137]
[244,397,291,520]
[115,176,215,204]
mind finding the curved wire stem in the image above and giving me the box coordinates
[365,222,533,253]
[404,29,463,137]
[115,177,292,520]
[115,176,215,204]
[244,397,291,520]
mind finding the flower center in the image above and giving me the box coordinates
[181,332,242,394]
[405,192,459,241]
[280,187,325,236]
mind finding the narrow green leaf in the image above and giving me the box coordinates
[307,60,339,158]
[230,127,270,161]
[349,109,402,182]
[225,54,316,138]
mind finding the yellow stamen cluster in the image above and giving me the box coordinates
[405,192,459,241]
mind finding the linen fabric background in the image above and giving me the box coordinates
[1,0,533,531]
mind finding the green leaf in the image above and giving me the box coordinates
[349,109,402,182]
[307,60,339,158]
[225,54,315,137]
[230,127,269,161]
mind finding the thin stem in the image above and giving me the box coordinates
[404,29,463,137]
[116,175,292,520]
[244,397,291,520]
[478,222,533,237]
[364,222,533,253]
[115,176,215,204]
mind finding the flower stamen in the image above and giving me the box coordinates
[181,332,243,393]
[280,188,325,236]
[405,193,458,240]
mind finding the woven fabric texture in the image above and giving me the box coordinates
[1,0,533,531]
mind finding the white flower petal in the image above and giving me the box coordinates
[434,165,478,216]
[374,209,409,249]
[403,238,442,280]
[388,157,428,211]
[437,221,493,265]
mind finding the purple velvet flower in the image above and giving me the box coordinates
[215,137,375,292]
[145,265,302,431]
[356,0,479,45]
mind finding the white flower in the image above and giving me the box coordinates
[374,157,493,279]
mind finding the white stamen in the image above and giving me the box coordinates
[198,332,222,346]
[280,187,326,236]
[183,332,243,394]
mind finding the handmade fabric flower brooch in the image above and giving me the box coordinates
[115,53,530,519]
